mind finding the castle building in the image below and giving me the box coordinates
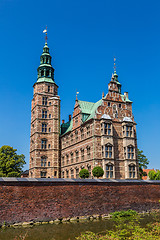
[29,41,138,179]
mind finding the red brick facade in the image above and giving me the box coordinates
[0,179,160,224]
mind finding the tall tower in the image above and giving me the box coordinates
[29,41,60,178]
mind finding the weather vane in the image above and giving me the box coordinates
[43,26,48,43]
[114,56,116,73]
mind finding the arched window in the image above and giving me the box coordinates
[127,146,134,159]
[129,164,135,178]
[106,163,113,178]
[75,151,79,162]
[46,70,49,77]
[41,70,44,77]
[105,144,112,158]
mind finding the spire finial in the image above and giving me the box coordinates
[43,26,48,44]
[114,56,116,73]
[76,90,79,101]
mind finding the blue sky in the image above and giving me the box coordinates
[0,0,159,170]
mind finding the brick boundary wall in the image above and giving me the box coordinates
[0,178,160,224]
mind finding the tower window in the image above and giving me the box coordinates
[108,102,110,107]
[42,110,47,119]
[41,139,47,149]
[42,123,47,133]
[48,85,50,92]
[42,97,47,105]
[41,157,47,167]
[41,70,44,77]
[46,70,49,77]
[48,162,50,167]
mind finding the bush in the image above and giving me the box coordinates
[92,166,104,178]
[79,169,89,179]
[111,210,138,219]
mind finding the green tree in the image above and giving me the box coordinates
[138,149,149,179]
[79,169,89,179]
[148,170,160,180]
[0,146,26,177]
[92,166,104,178]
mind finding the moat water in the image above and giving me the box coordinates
[0,214,159,240]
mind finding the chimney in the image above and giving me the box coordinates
[124,92,128,98]
[69,115,71,121]
[62,120,65,124]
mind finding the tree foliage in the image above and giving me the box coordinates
[79,169,89,179]
[0,146,26,177]
[138,149,149,179]
[92,166,104,178]
[148,170,160,180]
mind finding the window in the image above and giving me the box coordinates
[104,123,111,135]
[49,114,51,118]
[71,134,73,143]
[62,171,64,178]
[54,171,57,177]
[49,102,51,105]
[48,144,51,149]
[41,70,44,77]
[41,171,46,178]
[66,136,69,145]
[71,169,74,178]
[71,153,73,163]
[127,146,134,159]
[75,131,78,142]
[66,170,69,178]
[75,117,78,125]
[41,139,47,149]
[108,102,110,107]
[102,146,104,157]
[66,154,69,164]
[76,168,79,178]
[42,97,47,105]
[106,164,113,178]
[48,162,50,166]
[119,104,121,108]
[129,165,135,178]
[76,151,79,162]
[87,166,91,178]
[62,156,65,166]
[48,85,50,92]
[81,149,84,161]
[42,123,47,133]
[49,128,51,132]
[86,126,90,136]
[46,70,49,77]
[41,157,47,167]
[81,128,84,139]
[105,145,112,158]
[87,147,90,160]
[126,126,133,137]
[42,110,47,119]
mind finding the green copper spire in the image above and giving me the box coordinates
[37,42,55,83]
